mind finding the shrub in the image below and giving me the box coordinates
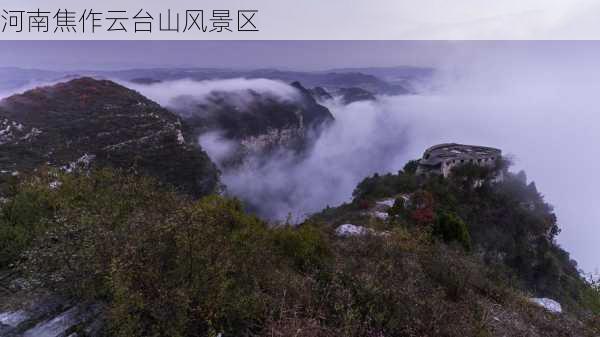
[386,197,405,219]
[582,276,600,315]
[0,175,54,267]
[3,164,599,336]
[403,159,419,174]
[433,211,472,251]
[409,190,435,225]
[10,169,332,337]
[271,224,331,273]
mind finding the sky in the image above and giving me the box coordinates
[0,40,596,71]
[0,40,599,274]
[0,41,452,70]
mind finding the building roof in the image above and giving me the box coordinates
[419,143,501,166]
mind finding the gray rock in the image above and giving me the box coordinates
[529,297,562,313]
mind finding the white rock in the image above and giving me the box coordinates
[529,297,562,313]
[376,198,395,208]
[20,127,42,141]
[335,224,370,237]
[24,306,79,337]
[176,129,185,144]
[373,211,389,220]
[398,193,411,204]
[63,154,96,173]
[0,310,29,327]
[49,181,62,189]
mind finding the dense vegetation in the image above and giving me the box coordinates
[346,159,596,315]
[1,163,599,336]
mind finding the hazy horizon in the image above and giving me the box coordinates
[0,41,442,71]
[0,40,598,72]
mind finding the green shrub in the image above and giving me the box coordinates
[0,176,54,267]
[9,169,330,337]
[271,224,331,273]
[403,159,419,174]
[582,276,600,315]
[352,171,418,202]
[3,165,599,336]
[386,197,405,219]
[432,211,472,251]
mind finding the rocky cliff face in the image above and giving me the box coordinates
[0,77,220,197]
[335,87,377,104]
[307,86,376,105]
[309,86,333,102]
[170,81,334,168]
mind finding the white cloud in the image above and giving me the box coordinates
[124,78,299,107]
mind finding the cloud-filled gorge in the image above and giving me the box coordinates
[129,66,600,275]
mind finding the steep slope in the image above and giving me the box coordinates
[311,159,598,315]
[0,165,597,337]
[305,159,600,336]
[0,77,219,197]
[335,87,377,104]
[171,81,334,167]
[308,86,376,105]
[309,86,334,102]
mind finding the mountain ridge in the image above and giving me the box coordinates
[0,77,220,197]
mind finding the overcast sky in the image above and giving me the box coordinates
[0,41,453,70]
[0,40,598,71]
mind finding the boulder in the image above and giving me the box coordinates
[529,298,562,314]
[335,224,370,237]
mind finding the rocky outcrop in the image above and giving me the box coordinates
[529,298,562,313]
[0,77,220,197]
[335,224,371,237]
[309,86,333,102]
[171,81,334,168]
[0,269,102,337]
[335,87,376,104]
[335,224,389,237]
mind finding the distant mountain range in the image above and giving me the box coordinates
[0,66,430,185]
[0,66,435,95]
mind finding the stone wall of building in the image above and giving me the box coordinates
[417,143,502,178]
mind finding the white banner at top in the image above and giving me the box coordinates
[1,0,600,39]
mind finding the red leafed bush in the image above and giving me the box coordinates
[357,199,372,210]
[410,190,435,225]
[411,207,435,225]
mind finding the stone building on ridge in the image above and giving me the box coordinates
[416,143,502,178]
